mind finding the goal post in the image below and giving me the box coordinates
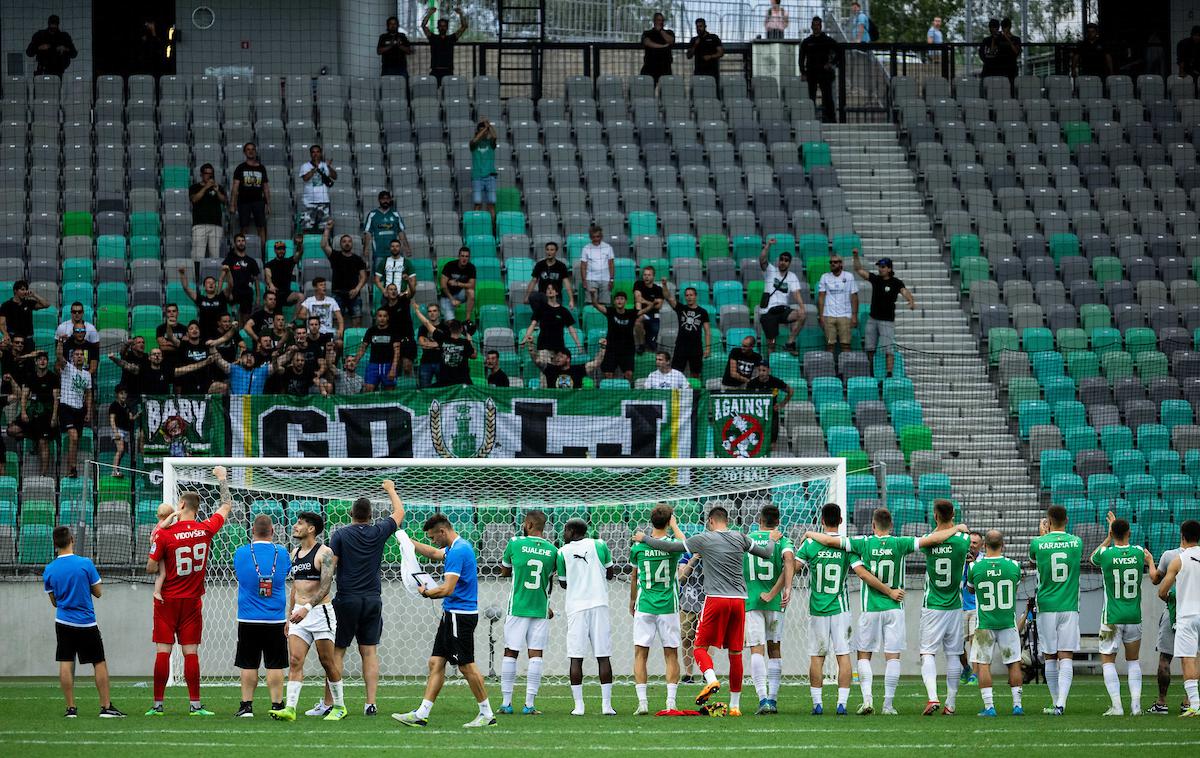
[161,457,846,684]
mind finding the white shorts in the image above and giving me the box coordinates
[808,612,853,657]
[633,611,682,648]
[856,608,906,654]
[1036,610,1081,655]
[566,606,613,659]
[963,609,978,640]
[503,615,550,652]
[919,608,965,656]
[1174,616,1200,658]
[1098,622,1142,655]
[288,603,337,646]
[744,609,784,647]
[970,627,1022,665]
[1158,610,1176,655]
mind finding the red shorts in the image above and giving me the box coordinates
[695,596,746,651]
[153,596,204,645]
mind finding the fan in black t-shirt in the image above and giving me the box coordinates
[522,284,580,355]
[179,266,231,341]
[663,279,712,378]
[432,320,477,387]
[526,243,576,311]
[0,282,49,343]
[484,350,510,387]
[529,339,606,390]
[264,241,304,306]
[722,337,762,388]
[745,362,794,443]
[590,289,638,382]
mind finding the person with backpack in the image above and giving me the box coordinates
[850,2,872,43]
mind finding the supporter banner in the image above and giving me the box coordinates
[140,395,229,465]
[709,392,776,459]
[228,386,700,459]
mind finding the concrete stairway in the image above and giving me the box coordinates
[824,123,1043,544]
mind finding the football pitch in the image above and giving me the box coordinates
[2,678,1197,756]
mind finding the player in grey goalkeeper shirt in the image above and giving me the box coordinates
[634,506,780,714]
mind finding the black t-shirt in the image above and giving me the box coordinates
[194,292,230,340]
[232,162,269,204]
[175,339,210,393]
[62,336,99,366]
[139,363,173,395]
[116,349,149,395]
[1,347,32,387]
[487,368,510,387]
[435,335,475,386]
[247,307,277,334]
[363,325,399,364]
[419,324,446,364]
[429,35,457,73]
[190,182,224,226]
[746,375,789,412]
[283,365,316,395]
[23,370,58,417]
[641,29,674,77]
[0,298,36,338]
[723,348,762,386]
[531,259,570,292]
[155,322,187,361]
[800,32,840,80]
[542,364,587,389]
[213,333,240,365]
[867,272,906,322]
[378,31,410,74]
[673,302,710,354]
[1076,39,1109,77]
[265,257,298,293]
[604,307,637,354]
[301,334,330,370]
[109,400,134,432]
[328,252,367,293]
[633,280,664,317]
[690,33,722,77]
[222,253,260,296]
[441,261,477,295]
[1179,36,1200,76]
[534,304,576,352]
[383,296,415,340]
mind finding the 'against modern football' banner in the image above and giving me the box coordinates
[709,392,776,458]
[228,386,699,459]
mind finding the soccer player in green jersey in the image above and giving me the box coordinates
[797,503,891,715]
[744,504,794,715]
[808,507,966,714]
[965,529,1024,717]
[498,510,558,715]
[1091,511,1159,715]
[630,505,682,714]
[917,499,973,715]
[1028,504,1084,715]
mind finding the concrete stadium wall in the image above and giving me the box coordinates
[1,575,1181,678]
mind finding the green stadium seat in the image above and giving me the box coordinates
[890,496,926,531]
[462,211,492,237]
[1066,350,1100,380]
[699,234,729,261]
[1124,327,1157,358]
[18,524,53,564]
[161,165,190,189]
[1019,400,1051,440]
[1101,351,1134,381]
[959,257,989,294]
[1049,233,1080,262]
[841,450,871,475]
[899,424,932,462]
[819,402,853,431]
[950,234,981,271]
[846,377,879,408]
[496,211,526,237]
[1092,256,1123,284]
[130,235,161,260]
[628,211,658,237]
[1056,327,1089,353]
[831,234,861,259]
[1136,351,1168,382]
[97,305,127,331]
[1079,303,1111,332]
[771,353,802,387]
[1064,425,1098,454]
[667,234,697,260]
[1090,326,1122,356]
[1137,424,1170,454]
[732,235,763,262]
[1040,450,1074,490]
[97,282,128,308]
[1053,400,1087,430]
[1050,474,1085,503]
[63,259,94,284]
[495,187,522,214]
[1062,121,1092,150]
[62,211,94,238]
[988,327,1018,364]
[802,142,831,170]
[1021,327,1053,353]
[130,212,160,237]
[1031,350,1064,382]
[799,234,828,261]
[1161,399,1193,431]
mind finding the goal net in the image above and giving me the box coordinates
[161,457,846,684]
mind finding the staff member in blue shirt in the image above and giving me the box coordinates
[393,514,494,729]
[232,514,292,717]
[43,525,125,718]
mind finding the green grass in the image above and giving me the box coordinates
[1,678,1197,756]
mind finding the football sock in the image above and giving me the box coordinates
[1128,662,1142,711]
[730,691,741,709]
[285,680,302,709]
[152,652,170,703]
[635,683,648,705]
[920,654,938,701]
[1102,662,1121,708]
[1011,686,1022,708]
[837,687,850,707]
[857,659,873,706]
[666,682,678,709]
[1056,659,1073,709]
[526,657,544,708]
[571,684,584,712]
[767,658,782,700]
[329,679,344,708]
[751,653,768,700]
[728,653,743,694]
[183,653,201,704]
[1184,679,1199,709]
[500,657,517,707]
[695,648,715,681]
[945,658,962,709]
[810,686,822,707]
[883,659,901,709]
[478,698,493,718]
[416,699,434,719]
[1043,659,1059,705]
[703,669,718,686]
[981,686,994,709]
[601,682,613,711]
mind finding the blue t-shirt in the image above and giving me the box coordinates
[927,27,943,44]
[442,537,478,613]
[854,12,870,42]
[330,517,399,598]
[961,562,977,611]
[233,541,292,622]
[43,554,101,626]
[230,363,270,395]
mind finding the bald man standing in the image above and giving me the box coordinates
[232,515,292,717]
